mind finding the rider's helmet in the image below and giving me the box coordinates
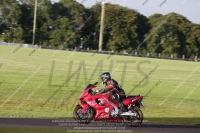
[100,72,111,84]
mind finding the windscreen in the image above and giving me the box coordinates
[84,84,93,90]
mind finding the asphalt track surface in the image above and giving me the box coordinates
[0,118,200,133]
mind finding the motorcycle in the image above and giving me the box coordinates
[73,82,144,127]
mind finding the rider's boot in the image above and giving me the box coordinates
[118,102,126,114]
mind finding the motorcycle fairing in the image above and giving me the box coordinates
[83,96,115,120]
[122,95,143,106]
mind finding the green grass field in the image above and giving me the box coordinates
[0,45,200,125]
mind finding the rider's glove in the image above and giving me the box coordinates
[96,88,104,93]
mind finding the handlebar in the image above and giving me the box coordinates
[93,82,98,86]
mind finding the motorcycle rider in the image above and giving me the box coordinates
[98,72,126,114]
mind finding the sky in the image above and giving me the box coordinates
[52,0,200,24]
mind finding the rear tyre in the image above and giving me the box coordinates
[73,105,95,124]
[122,106,143,127]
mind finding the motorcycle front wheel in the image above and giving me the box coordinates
[73,105,95,124]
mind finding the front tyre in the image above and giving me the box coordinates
[122,106,143,127]
[73,105,95,124]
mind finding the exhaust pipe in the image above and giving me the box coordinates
[120,111,137,116]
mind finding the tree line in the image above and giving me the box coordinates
[0,0,200,58]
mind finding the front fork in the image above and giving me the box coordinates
[77,104,91,119]
[79,103,89,114]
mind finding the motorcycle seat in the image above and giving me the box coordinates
[122,95,140,100]
[127,95,138,98]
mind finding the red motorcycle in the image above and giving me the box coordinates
[73,82,144,126]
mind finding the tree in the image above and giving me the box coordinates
[0,0,200,58]
[145,13,194,57]
[50,17,75,47]
[0,0,23,43]
[91,3,141,52]
[135,13,151,54]
[58,0,92,48]
[185,24,200,58]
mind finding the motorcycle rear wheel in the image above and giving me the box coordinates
[73,105,95,124]
[122,106,143,127]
